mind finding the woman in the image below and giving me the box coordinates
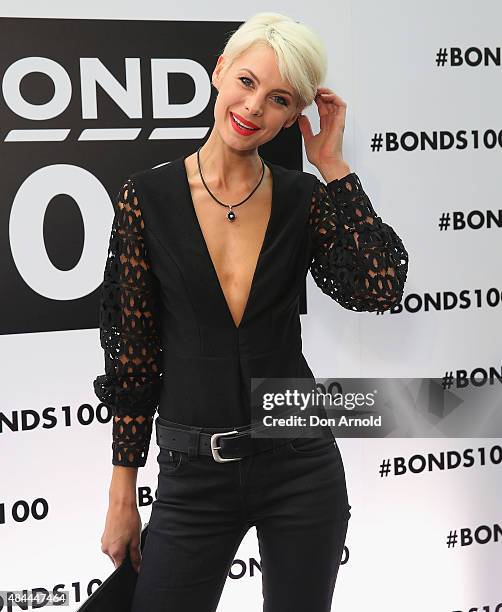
[94,12,408,612]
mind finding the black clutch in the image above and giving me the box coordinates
[76,522,149,612]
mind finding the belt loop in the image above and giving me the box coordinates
[188,427,203,461]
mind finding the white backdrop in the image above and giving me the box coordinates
[1,1,501,611]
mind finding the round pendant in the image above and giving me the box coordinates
[227,209,236,222]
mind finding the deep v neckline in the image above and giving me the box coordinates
[180,155,276,331]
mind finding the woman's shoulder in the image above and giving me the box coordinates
[124,156,188,204]
[266,159,318,189]
[125,155,318,201]
[130,156,183,185]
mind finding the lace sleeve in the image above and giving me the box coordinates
[93,178,163,467]
[308,173,408,312]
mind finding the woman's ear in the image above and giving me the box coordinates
[211,54,226,91]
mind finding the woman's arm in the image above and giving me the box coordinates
[93,177,163,470]
[109,465,138,505]
[308,172,409,312]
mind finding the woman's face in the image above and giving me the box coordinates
[211,43,303,151]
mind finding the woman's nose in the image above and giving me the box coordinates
[245,97,263,117]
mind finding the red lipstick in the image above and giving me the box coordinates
[229,111,261,136]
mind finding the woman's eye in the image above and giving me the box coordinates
[239,76,253,87]
[273,96,288,107]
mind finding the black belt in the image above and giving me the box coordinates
[155,416,295,463]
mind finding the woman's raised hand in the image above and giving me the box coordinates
[297,87,348,173]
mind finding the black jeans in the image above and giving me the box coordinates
[131,417,351,612]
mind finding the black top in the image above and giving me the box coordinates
[93,156,409,467]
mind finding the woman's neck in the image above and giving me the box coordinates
[197,137,263,191]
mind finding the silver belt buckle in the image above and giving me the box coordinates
[210,430,243,463]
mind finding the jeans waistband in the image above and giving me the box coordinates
[156,415,256,434]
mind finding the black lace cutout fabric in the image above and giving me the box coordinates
[309,173,408,312]
[93,178,163,467]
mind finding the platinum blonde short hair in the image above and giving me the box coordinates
[219,12,328,112]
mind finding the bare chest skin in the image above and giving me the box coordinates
[184,153,273,329]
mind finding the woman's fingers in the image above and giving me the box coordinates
[108,551,125,568]
[129,543,142,574]
[314,91,347,130]
[314,94,338,118]
[314,96,335,132]
[315,89,347,109]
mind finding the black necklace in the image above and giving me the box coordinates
[196,146,265,222]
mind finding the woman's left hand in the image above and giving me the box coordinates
[297,87,348,174]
